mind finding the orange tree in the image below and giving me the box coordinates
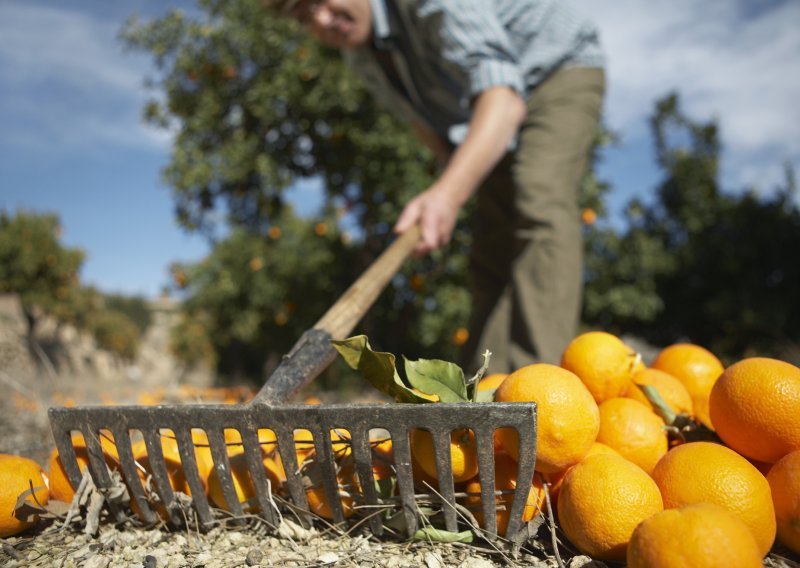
[121,1,617,374]
[583,94,800,361]
[0,211,85,337]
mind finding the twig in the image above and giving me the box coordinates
[0,369,38,398]
[542,479,565,568]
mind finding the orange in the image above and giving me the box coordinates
[411,428,478,483]
[462,452,544,536]
[207,453,283,513]
[560,331,641,404]
[652,441,776,556]
[625,368,693,418]
[221,428,279,458]
[596,397,668,474]
[767,449,800,554]
[557,453,663,561]
[495,363,599,474]
[650,343,724,429]
[303,463,357,520]
[544,442,621,506]
[627,503,763,568]
[477,373,507,392]
[0,454,50,538]
[709,357,800,463]
[478,373,509,452]
[48,431,119,503]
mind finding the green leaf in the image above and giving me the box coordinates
[403,357,468,402]
[413,527,474,543]
[332,335,431,403]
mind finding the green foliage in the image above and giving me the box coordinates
[0,210,85,332]
[88,309,141,360]
[169,207,355,380]
[121,1,473,374]
[0,210,150,360]
[104,294,152,334]
[584,93,800,361]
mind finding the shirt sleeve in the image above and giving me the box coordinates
[420,0,526,99]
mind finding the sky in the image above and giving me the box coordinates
[1,0,798,300]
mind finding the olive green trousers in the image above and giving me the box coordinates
[461,67,605,374]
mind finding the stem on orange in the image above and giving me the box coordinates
[636,384,677,425]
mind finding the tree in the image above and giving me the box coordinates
[121,1,477,370]
[584,94,800,362]
[0,211,85,336]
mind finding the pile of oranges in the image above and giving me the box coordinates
[1,330,798,568]
[487,331,800,565]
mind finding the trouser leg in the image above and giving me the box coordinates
[462,67,605,374]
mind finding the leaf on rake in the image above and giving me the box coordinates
[413,527,474,543]
[474,388,497,403]
[332,335,432,403]
[403,357,468,402]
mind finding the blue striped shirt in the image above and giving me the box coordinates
[344,0,604,144]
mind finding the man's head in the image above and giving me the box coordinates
[268,0,373,51]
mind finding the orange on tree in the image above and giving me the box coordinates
[0,454,49,538]
[650,343,724,429]
[495,363,599,474]
[767,449,800,554]
[627,503,763,568]
[560,331,642,404]
[411,428,478,483]
[48,431,120,503]
[651,441,776,556]
[462,452,545,536]
[709,357,800,464]
[557,453,663,561]
[596,397,668,474]
[625,367,693,418]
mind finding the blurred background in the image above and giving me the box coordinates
[1,0,799,404]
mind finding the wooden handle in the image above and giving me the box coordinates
[314,225,421,340]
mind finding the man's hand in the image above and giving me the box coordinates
[394,86,527,255]
[394,182,462,256]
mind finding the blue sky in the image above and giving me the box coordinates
[1,0,798,299]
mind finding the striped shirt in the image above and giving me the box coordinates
[344,0,604,144]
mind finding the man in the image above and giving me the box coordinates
[269,0,605,373]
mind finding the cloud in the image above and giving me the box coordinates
[571,0,800,190]
[0,2,169,153]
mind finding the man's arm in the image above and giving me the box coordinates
[409,121,452,167]
[395,85,527,254]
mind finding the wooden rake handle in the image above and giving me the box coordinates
[314,224,421,340]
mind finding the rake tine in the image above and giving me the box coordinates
[475,426,498,539]
[272,425,311,525]
[240,426,278,527]
[312,424,346,525]
[431,429,458,532]
[504,421,537,539]
[51,426,82,496]
[141,429,180,525]
[173,428,213,527]
[82,429,127,523]
[110,426,157,525]
[350,426,383,536]
[388,426,417,537]
[207,428,245,518]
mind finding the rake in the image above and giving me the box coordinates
[48,226,538,540]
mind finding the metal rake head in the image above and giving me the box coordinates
[49,400,537,539]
